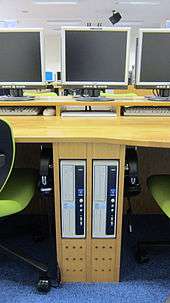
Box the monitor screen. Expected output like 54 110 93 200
61 27 130 88
136 29 170 88
0 29 45 87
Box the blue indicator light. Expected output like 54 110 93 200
78 188 84 196
110 188 116 196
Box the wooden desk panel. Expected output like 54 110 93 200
11 116 169 215
53 142 125 282
2 116 170 148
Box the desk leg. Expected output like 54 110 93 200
52 142 125 283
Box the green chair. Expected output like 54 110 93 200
147 175 170 218
0 119 52 292
135 174 170 263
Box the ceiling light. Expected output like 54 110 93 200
109 10 122 25
119 1 160 4
33 0 78 4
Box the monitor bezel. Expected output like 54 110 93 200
135 28 170 89
61 26 131 88
0 28 45 88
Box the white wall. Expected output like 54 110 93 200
45 33 61 73
129 28 138 70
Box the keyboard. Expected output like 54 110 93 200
0 96 35 101
74 96 114 102
0 106 42 116
123 106 170 116
61 111 116 117
146 96 170 102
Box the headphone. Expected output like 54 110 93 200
124 147 141 197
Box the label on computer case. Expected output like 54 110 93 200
92 160 119 238
60 160 86 238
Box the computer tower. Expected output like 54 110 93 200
92 160 119 238
60 160 86 238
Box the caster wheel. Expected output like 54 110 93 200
135 249 150 264
37 278 51 293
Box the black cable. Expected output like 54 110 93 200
127 196 133 233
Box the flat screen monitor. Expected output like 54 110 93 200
0 28 45 88
61 27 130 89
135 29 170 89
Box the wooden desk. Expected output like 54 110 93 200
4 115 170 148
2 115 170 283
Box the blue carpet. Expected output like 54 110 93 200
0 215 170 303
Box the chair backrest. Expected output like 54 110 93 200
0 119 15 192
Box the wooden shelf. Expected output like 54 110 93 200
0 96 170 117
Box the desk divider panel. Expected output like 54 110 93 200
53 142 125 282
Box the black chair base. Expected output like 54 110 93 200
0 243 51 292
0 146 61 292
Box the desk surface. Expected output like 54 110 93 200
2 115 170 148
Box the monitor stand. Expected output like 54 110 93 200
75 89 114 102
146 89 170 101
0 88 35 101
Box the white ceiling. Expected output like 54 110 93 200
0 0 168 34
